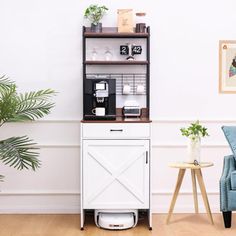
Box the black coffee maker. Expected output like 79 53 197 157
84 79 116 120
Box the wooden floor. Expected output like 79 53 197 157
0 213 235 236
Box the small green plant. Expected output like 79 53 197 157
84 4 108 25
180 120 209 141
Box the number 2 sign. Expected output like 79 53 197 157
120 45 129 55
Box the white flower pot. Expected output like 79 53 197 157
187 138 201 163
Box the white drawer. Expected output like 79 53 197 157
82 123 150 139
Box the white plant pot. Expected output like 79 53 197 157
187 138 201 163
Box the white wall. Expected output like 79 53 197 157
0 0 236 213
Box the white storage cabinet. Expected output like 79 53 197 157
80 122 152 229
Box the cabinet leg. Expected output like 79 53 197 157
191 169 198 213
195 169 214 224
80 209 85 230
148 208 152 230
166 169 186 224
223 211 232 228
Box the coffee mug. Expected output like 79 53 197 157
92 107 105 116
123 84 131 94
136 84 145 94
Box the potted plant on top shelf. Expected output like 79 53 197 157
84 4 108 32
180 120 209 163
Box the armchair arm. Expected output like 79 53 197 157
220 155 236 211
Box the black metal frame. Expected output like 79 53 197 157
82 26 150 120
82 26 86 120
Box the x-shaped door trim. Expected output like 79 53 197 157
86 146 146 205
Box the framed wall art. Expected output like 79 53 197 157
219 40 236 93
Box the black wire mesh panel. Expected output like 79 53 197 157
86 73 146 95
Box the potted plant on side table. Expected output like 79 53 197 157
180 120 209 163
84 4 108 32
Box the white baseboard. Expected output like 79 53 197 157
0 192 221 214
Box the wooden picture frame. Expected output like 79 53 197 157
219 40 236 93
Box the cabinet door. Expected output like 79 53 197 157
82 139 149 209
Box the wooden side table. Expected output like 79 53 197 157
166 162 214 224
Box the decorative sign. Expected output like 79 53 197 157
120 45 129 55
120 45 142 55
132 45 142 55
117 9 134 33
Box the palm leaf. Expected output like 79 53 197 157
0 76 56 178
8 89 56 122
17 89 55 102
0 175 4 181
0 136 40 170
0 85 18 125
0 75 14 91
10 101 55 122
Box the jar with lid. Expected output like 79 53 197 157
135 12 146 33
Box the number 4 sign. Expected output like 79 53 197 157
132 45 142 55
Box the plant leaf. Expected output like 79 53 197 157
180 120 209 138
0 174 4 181
0 136 40 170
0 75 14 91
84 4 108 24
8 89 56 122
0 84 18 124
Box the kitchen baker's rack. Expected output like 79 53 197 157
82 26 150 120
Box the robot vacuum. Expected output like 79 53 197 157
94 209 138 230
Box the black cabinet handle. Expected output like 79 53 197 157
110 129 123 132
146 151 148 164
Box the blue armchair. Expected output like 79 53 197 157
220 155 236 228
220 126 236 228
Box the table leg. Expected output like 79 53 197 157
166 169 186 224
195 169 214 224
191 169 198 213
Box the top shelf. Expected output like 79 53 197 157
83 27 150 38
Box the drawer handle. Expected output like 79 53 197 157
110 129 123 132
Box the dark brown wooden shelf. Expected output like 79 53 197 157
81 118 152 123
81 108 151 123
84 27 149 38
85 60 149 65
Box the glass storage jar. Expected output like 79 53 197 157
135 12 147 33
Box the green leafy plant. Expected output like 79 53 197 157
180 120 209 141
0 75 56 180
84 4 108 25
